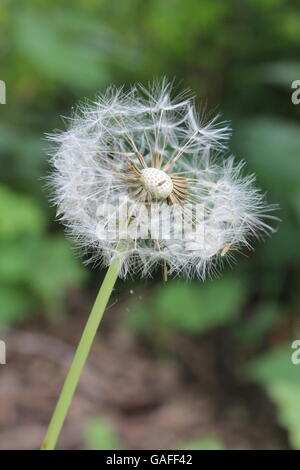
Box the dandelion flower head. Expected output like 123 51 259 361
49 80 276 279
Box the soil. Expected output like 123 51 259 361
0 288 290 450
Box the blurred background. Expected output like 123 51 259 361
0 0 300 450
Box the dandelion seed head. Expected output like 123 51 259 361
140 168 174 200
48 80 277 279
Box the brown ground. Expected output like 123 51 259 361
0 289 290 450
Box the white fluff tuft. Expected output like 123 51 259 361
48 80 277 279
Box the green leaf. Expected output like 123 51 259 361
28 236 86 315
0 185 45 240
177 435 224 450
248 345 300 449
156 276 246 333
13 8 112 89
235 117 300 192
248 345 300 386
85 416 122 450
0 285 34 326
0 240 35 283
234 301 281 348
0 235 85 321
268 382 300 449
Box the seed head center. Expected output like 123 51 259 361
141 167 173 200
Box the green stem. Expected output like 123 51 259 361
41 256 122 450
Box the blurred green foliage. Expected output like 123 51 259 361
233 301 281 349
85 416 122 450
0 184 85 324
1 0 300 449
129 274 246 335
177 436 224 451
85 415 224 450
248 345 300 449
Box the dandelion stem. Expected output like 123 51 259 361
40 255 122 450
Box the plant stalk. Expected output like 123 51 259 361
41 255 122 450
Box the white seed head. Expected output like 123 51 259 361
141 168 173 200
48 80 277 280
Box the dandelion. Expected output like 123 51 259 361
42 80 276 449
